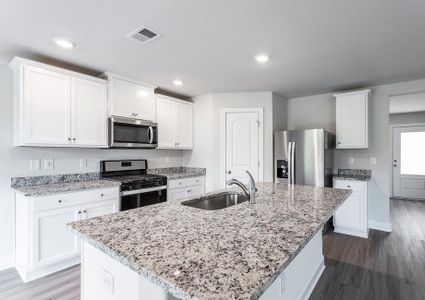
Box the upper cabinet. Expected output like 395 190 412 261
103 73 156 121
10 57 108 148
156 95 193 150
334 89 370 149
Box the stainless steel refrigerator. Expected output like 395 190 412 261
274 129 335 187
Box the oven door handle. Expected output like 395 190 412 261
148 126 154 144
120 185 167 196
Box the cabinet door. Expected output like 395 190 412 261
82 199 118 220
156 97 176 148
336 93 368 149
134 85 155 121
23 66 71 145
174 102 193 149
110 78 135 118
187 185 204 198
71 78 107 147
32 206 81 269
168 188 187 202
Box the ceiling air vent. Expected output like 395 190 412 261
128 26 160 44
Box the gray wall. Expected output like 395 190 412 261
287 78 425 228
389 111 425 125
0 66 185 262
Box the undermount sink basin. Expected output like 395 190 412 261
181 191 248 210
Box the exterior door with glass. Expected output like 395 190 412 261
392 126 425 199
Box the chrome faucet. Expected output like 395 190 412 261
226 170 257 204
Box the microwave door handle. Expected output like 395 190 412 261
148 126 154 143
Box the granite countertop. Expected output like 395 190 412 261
333 168 372 182
13 179 121 197
69 182 351 300
148 167 206 180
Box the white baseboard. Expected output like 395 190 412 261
369 220 392 232
0 254 15 271
334 226 369 238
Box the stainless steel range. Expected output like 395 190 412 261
100 159 167 211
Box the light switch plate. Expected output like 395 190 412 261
348 157 354 164
30 159 41 170
370 157 377 165
44 159 54 170
100 268 114 294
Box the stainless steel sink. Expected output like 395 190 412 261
181 192 248 210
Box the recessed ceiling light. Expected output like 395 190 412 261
54 38 75 49
255 53 270 63
173 79 183 86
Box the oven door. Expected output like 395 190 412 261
110 117 158 148
120 186 167 211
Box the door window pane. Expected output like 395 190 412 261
401 131 425 175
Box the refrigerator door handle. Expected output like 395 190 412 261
291 142 295 184
288 142 293 185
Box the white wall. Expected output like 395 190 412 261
184 92 286 192
287 78 425 230
0 66 184 266
389 111 425 125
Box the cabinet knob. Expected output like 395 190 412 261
68 138 71 141
83 210 87 213
58 200 62 204
100 193 104 197
78 211 82 214
72 138 76 141
338 142 341 144
347 185 351 188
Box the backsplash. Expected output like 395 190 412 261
11 172 100 188
338 169 372 177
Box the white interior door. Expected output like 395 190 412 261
225 110 262 185
393 126 425 199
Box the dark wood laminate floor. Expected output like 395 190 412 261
310 199 425 300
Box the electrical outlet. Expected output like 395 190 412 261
44 159 54 170
370 157 377 165
30 159 41 170
348 157 354 165
79 158 88 168
100 268 114 294
280 273 285 295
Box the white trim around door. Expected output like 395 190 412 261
220 107 264 189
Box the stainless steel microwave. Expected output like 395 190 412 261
109 116 158 148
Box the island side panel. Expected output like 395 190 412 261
259 230 324 300
81 242 176 300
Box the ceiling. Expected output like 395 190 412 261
390 92 425 114
2 0 425 98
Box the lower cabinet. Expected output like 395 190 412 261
167 176 205 201
333 179 368 238
15 187 119 282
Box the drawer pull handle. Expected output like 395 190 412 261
58 200 62 204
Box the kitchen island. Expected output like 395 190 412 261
69 182 350 300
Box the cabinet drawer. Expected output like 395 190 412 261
168 176 204 189
334 180 366 192
31 187 119 212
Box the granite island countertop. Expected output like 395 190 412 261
148 167 206 180
69 182 351 300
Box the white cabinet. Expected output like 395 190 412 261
334 89 370 149
10 57 108 148
15 186 119 282
71 77 107 146
156 95 193 149
333 179 368 238
167 176 204 201
104 73 156 121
